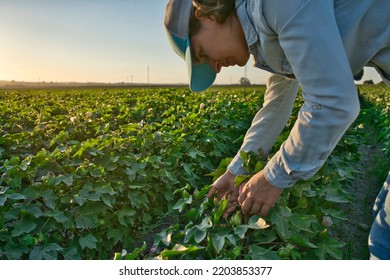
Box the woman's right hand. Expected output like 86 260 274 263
207 170 239 218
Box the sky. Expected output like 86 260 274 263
0 0 382 85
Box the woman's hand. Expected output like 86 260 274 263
207 170 239 218
238 170 283 216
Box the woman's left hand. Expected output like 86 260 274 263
238 170 283 216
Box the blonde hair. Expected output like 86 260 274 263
189 0 235 36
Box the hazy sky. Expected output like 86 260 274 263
0 0 382 85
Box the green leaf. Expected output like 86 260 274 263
197 216 213 230
325 193 350 203
288 232 318 248
248 245 281 260
0 195 7 206
125 242 146 260
45 210 69 223
172 196 193 213
254 161 265 172
29 243 63 260
235 225 248 239
79 234 98 250
128 191 149 209
288 213 317 233
160 244 203 259
194 229 207 244
234 175 248 186
118 207 136 226
108 228 123 246
183 226 196 244
63 246 82 260
182 163 200 178
75 202 108 229
320 208 348 221
210 234 225 254
271 212 292 240
154 229 173 247
11 218 37 237
315 237 346 260
213 199 228 224
7 193 26 200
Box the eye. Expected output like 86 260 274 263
193 47 206 64
199 50 206 61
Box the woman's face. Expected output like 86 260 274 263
190 13 249 73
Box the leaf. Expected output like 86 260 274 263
213 199 228 224
188 149 206 159
0 195 7 206
63 246 82 260
288 232 318 248
11 218 37 237
320 208 348 221
118 207 136 226
45 210 69 223
194 229 207 244
7 193 26 200
288 213 317 233
248 245 281 260
210 234 225 254
128 191 149 209
108 228 123 246
172 196 193 213
75 202 108 229
315 237 346 260
160 244 203 259
182 163 199 178
248 216 270 229
29 243 63 260
325 193 350 203
197 216 213 230
125 242 146 260
235 225 248 239
79 234 98 250
271 212 292 240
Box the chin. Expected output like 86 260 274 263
237 54 250 66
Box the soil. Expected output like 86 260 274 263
333 127 387 259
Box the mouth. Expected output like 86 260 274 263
226 58 234 66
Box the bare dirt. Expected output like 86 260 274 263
334 127 387 259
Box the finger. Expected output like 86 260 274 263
223 201 238 218
251 203 261 215
238 183 248 205
207 184 218 199
260 204 271 216
241 197 253 216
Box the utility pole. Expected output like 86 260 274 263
147 65 150 84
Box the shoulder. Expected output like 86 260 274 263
253 0 306 33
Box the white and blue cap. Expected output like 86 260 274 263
164 0 216 92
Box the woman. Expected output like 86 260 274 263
164 0 390 259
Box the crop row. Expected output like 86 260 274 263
0 85 389 259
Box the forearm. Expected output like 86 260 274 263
228 74 299 175
264 95 360 188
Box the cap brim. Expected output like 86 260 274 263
165 29 216 92
185 41 216 92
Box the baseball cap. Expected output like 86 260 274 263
164 0 216 92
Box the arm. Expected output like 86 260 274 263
238 0 360 216
208 74 298 218
228 74 299 175
263 0 360 188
